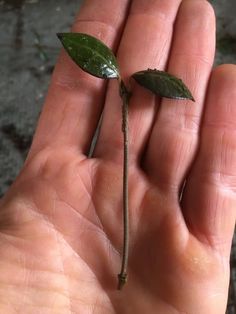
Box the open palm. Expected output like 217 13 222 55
0 1 236 313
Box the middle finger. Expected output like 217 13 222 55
94 0 182 164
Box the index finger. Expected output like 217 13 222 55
28 0 130 158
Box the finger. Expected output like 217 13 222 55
182 65 236 257
145 0 215 191
28 0 130 158
94 0 182 163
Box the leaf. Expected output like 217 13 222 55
132 69 195 101
57 33 120 79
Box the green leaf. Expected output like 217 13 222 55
57 33 120 79
132 69 195 101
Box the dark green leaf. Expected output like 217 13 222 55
57 33 120 79
132 69 194 101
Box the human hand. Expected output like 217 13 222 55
0 0 235 313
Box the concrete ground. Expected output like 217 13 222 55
0 0 82 195
0 0 235 312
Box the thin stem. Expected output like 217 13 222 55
88 109 104 157
118 79 131 290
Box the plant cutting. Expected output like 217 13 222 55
57 32 194 290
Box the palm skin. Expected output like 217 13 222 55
0 147 228 313
0 0 235 313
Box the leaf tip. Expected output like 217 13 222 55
185 90 195 102
190 95 195 102
56 33 64 41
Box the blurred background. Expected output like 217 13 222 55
0 0 235 312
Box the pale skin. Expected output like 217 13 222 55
0 0 236 313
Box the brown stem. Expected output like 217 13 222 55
117 79 131 290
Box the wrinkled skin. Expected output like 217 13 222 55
0 1 236 313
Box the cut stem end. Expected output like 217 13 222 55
117 273 128 290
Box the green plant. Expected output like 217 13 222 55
57 32 194 290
